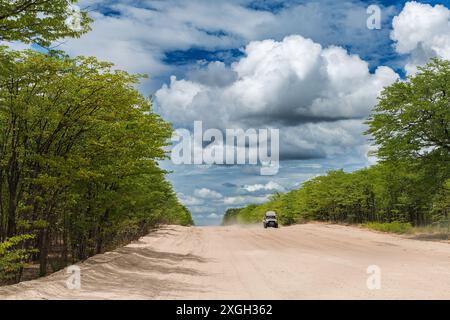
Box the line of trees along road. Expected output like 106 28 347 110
0 1 192 283
224 59 449 228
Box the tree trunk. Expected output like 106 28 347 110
39 229 49 277
62 224 68 266
96 208 110 254
6 142 19 238
6 187 17 237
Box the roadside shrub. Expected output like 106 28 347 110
362 222 413 234
0 235 36 282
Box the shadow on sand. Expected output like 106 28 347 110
0 240 210 299
408 233 449 242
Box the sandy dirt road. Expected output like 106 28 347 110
0 223 449 300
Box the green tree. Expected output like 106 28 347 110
0 0 193 284
0 47 192 279
0 234 35 282
367 58 450 161
0 0 91 46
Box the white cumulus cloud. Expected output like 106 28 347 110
194 188 223 199
223 195 270 206
177 193 204 206
156 35 398 160
243 181 285 193
207 213 220 219
391 1 450 74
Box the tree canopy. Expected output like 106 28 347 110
367 58 450 160
0 48 192 281
0 0 91 46
0 0 193 284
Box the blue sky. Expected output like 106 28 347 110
51 0 450 225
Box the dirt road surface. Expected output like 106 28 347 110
1 224 449 300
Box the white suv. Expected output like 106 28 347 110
263 211 279 228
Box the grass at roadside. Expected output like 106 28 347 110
362 221 413 234
362 221 450 240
